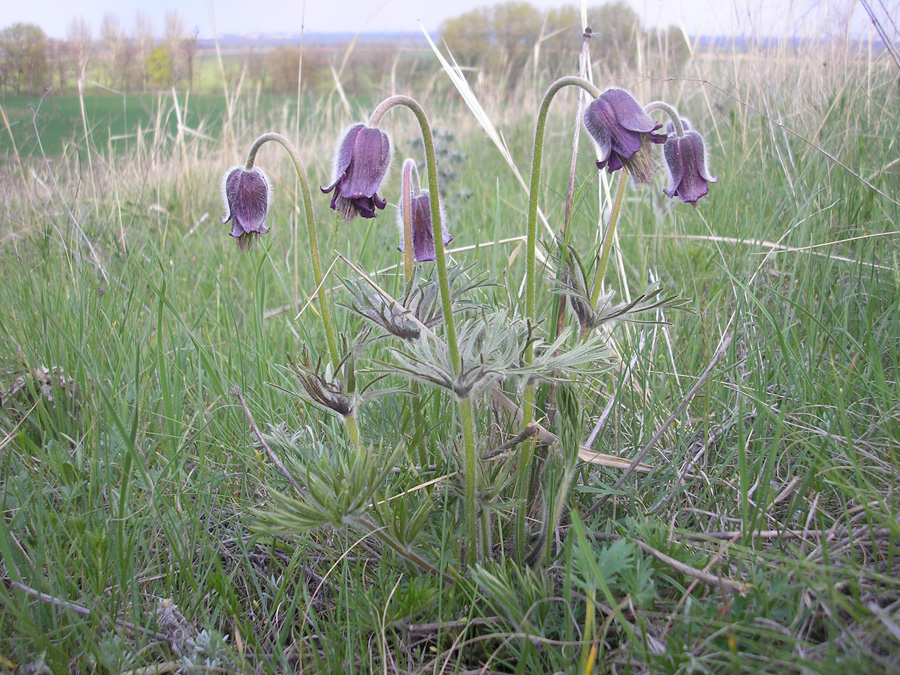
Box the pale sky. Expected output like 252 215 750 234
0 0 891 40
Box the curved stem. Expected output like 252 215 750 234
644 101 684 137
522 76 600 425
369 96 460 375
369 95 480 565
245 133 340 369
590 169 628 307
516 76 600 562
245 134 365 453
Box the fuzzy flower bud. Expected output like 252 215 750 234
397 158 451 262
221 166 271 251
663 131 718 204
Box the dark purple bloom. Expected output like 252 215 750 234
583 88 666 184
221 166 271 251
398 190 451 262
321 123 391 221
663 131 718 204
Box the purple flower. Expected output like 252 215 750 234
221 166 271 251
663 131 718 204
321 123 391 221
398 189 452 263
583 88 666 184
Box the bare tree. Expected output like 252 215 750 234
133 11 155 91
164 9 185 84
66 17 92 79
100 11 124 88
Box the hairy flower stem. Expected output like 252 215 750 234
245 133 340 367
400 159 416 282
244 133 360 450
518 76 600 562
589 169 628 308
401 160 428 467
644 101 685 137
368 96 480 565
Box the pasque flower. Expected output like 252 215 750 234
663 130 718 204
221 166 271 251
398 159 451 262
583 88 666 183
321 123 391 221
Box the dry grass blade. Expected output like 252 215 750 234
419 23 554 239
629 538 750 595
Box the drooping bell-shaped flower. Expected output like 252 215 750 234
663 130 718 204
221 166 271 251
398 192 452 262
321 123 391 221
583 88 666 184
397 158 451 262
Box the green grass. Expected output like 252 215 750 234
1 33 899 674
0 92 237 158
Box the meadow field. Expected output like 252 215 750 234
1 27 899 675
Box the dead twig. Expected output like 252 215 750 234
628 538 750 595
8 580 169 643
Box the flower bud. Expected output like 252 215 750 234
663 131 718 204
221 166 271 251
397 159 451 263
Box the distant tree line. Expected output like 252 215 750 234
439 1 689 83
0 10 197 96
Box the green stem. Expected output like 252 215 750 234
517 76 600 562
343 411 362 449
245 133 340 369
644 100 685 137
400 158 416 283
589 169 628 307
368 97 459 375
400 159 428 466
458 395 480 563
368 96 478 565
245 134 362 452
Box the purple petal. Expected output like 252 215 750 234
685 131 718 183
663 132 716 203
583 99 613 160
398 191 452 262
410 195 436 261
663 138 685 198
601 88 658 133
222 167 270 235
341 127 391 200
332 124 364 181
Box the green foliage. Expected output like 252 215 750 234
440 1 644 84
146 45 173 88
0 23 49 95
1 23 899 675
